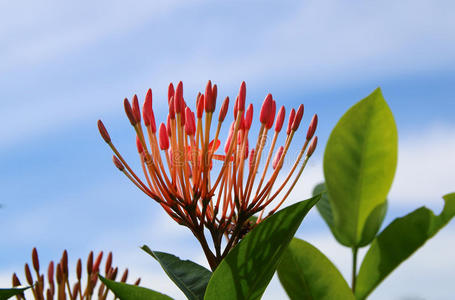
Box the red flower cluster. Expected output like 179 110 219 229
98 81 317 269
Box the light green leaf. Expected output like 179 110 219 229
323 88 397 247
141 246 212 300
277 238 355 300
355 193 455 300
99 276 173 300
204 195 320 300
0 287 30 300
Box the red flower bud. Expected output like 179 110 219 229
291 104 304 131
61 250 68 276
92 251 103 273
136 136 144 153
124 98 137 126
132 94 141 123
184 107 196 135
47 261 54 285
169 96 175 119
244 138 249 160
112 155 124 171
174 81 184 114
12 273 21 287
245 103 253 130
306 114 318 140
212 84 218 104
32 248 40 273
105 252 113 275
307 136 318 157
287 108 295 135
197 94 204 118
143 89 153 126
275 106 285 132
76 259 82 280
273 146 284 170
159 123 170 150
234 96 239 118
238 81 246 112
97 120 111 143
260 94 273 124
266 100 276 129
120 269 128 283
204 80 214 113
168 83 174 103
149 110 156 133
218 96 229 122
24 263 33 285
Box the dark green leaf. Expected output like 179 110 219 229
0 286 30 300
323 88 397 247
99 275 173 300
355 193 455 300
277 238 354 300
204 195 320 300
141 246 212 300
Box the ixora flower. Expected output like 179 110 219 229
98 81 318 270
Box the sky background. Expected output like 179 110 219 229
1 0 455 299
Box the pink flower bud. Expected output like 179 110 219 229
174 81 184 114
260 94 273 124
97 120 111 143
143 89 153 126
132 94 141 124
136 136 144 153
169 96 175 119
275 106 285 132
197 94 205 118
124 98 137 125
168 83 174 103
287 108 295 135
291 104 304 131
238 81 246 112
218 96 229 122
306 114 318 140
273 146 284 170
307 136 318 157
205 80 215 112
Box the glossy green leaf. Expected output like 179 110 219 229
99 276 173 300
204 195 320 300
277 238 354 300
355 193 455 300
358 200 387 247
323 88 397 247
141 246 212 300
0 287 30 300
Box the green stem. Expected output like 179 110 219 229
352 247 358 293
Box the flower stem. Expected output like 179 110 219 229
352 247 358 293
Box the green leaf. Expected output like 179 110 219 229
323 88 397 247
277 238 354 300
313 183 351 246
358 200 387 247
0 287 30 300
99 276 173 300
355 193 455 300
141 246 212 300
204 195 320 300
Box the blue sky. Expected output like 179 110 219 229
1 1 455 299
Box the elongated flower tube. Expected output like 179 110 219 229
97 81 318 270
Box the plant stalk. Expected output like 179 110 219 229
352 247 358 293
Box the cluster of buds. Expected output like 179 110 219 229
11 248 139 300
98 81 318 270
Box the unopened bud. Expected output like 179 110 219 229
218 96 229 122
168 83 174 103
287 108 296 135
306 114 318 140
24 263 33 285
159 123 170 150
266 100 276 129
112 156 124 171
124 98 137 126
204 80 214 112
169 97 175 119
61 250 68 277
120 269 128 283
184 107 196 135
238 81 246 112
87 251 94 275
273 146 284 170
76 259 82 280
12 273 21 287
275 106 285 132
245 103 253 130
32 248 40 273
260 94 273 124
174 81 184 114
93 251 103 273
197 94 204 118
134 278 141 286
307 136 318 157
97 120 111 143
291 104 304 131
105 252 113 275
47 261 54 285
132 94 141 123
136 136 144 154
